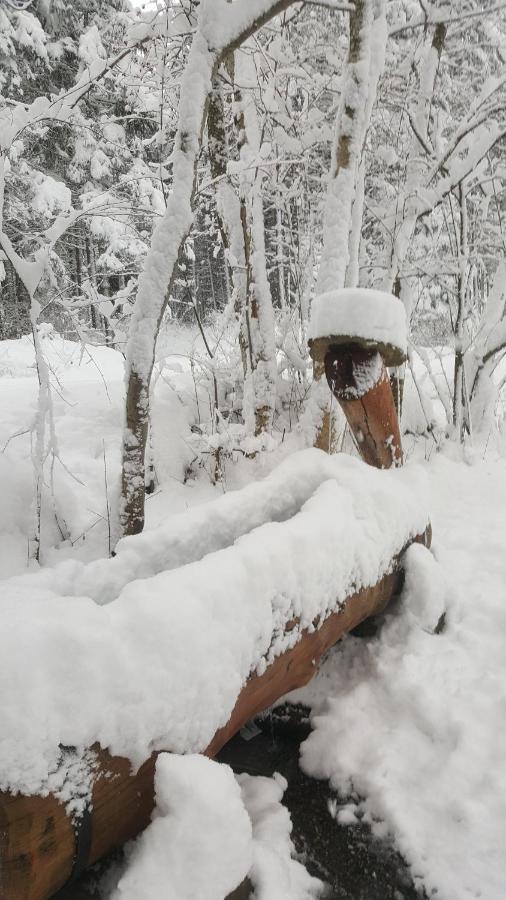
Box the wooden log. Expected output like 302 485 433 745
0 554 425 900
324 344 403 469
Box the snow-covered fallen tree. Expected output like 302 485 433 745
0 447 429 899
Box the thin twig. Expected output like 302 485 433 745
103 440 112 557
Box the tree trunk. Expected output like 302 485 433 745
383 6 449 294
389 274 405 417
0 260 30 338
207 55 249 376
235 48 277 436
85 232 99 332
120 30 217 537
312 0 387 450
453 183 469 440
119 0 311 536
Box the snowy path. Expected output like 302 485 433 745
299 452 506 900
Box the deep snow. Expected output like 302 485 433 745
1 333 506 899
0 327 207 578
294 451 506 900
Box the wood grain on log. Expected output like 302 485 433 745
0 563 412 900
324 345 403 468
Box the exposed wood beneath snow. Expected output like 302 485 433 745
324 345 404 469
0 541 430 900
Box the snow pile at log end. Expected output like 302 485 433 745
238 771 322 898
308 288 407 367
112 755 321 900
113 754 252 900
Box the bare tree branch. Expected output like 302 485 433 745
389 1 506 37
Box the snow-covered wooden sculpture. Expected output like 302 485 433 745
309 288 407 469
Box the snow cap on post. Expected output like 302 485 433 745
308 288 407 368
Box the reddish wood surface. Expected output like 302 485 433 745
0 562 414 900
325 345 403 468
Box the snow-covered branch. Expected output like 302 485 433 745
389 0 506 37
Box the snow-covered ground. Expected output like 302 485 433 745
296 450 506 900
1 332 506 899
0 327 211 577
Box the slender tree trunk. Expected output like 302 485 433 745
312 0 387 451
276 169 286 311
85 232 99 331
317 0 383 294
119 0 306 537
235 48 277 436
3 260 17 337
389 274 405 416
207 56 249 375
453 183 468 440
121 31 217 536
467 263 506 436
1 260 30 338
344 158 365 289
383 6 449 294
74 221 84 298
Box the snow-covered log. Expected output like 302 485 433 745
0 449 429 900
0 547 429 900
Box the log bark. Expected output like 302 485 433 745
0 551 431 900
324 344 403 468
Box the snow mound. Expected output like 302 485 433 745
112 758 321 900
113 754 252 900
7 447 419 606
0 331 203 575
308 288 407 366
239 772 322 899
0 332 123 382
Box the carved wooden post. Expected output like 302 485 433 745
308 289 407 469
